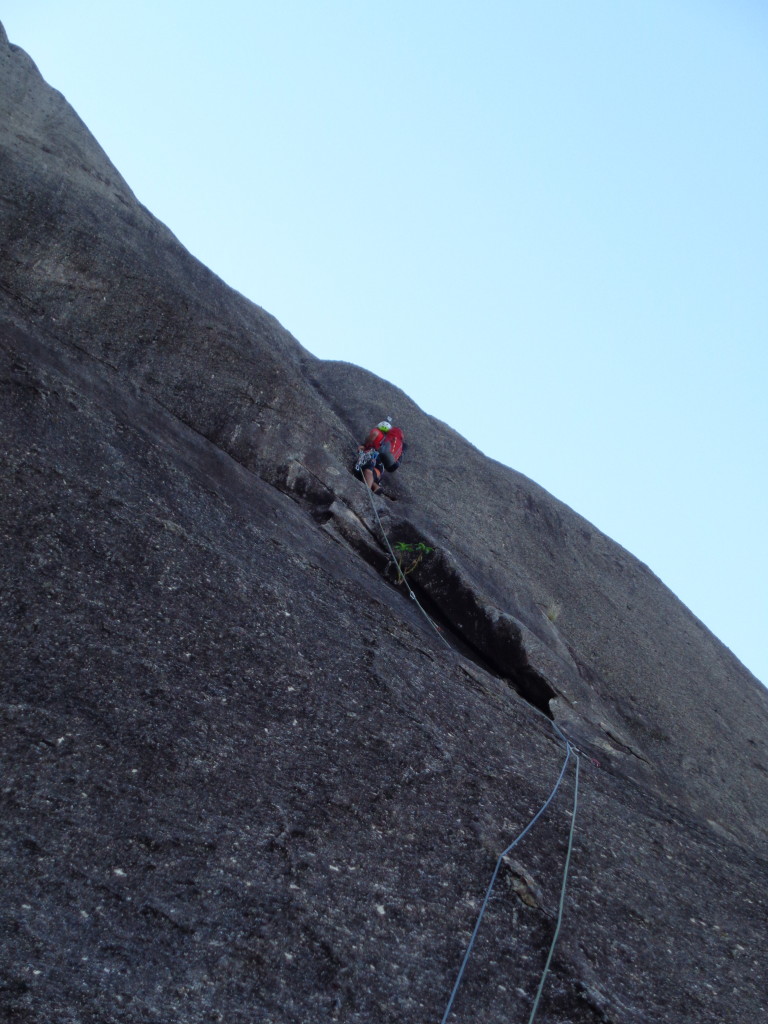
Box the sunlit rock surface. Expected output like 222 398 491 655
2 22 767 1024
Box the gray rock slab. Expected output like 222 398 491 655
2 20 767 1024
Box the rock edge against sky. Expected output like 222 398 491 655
1 22 767 1024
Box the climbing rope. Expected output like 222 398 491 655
348 436 583 1020
362 477 453 652
439 743 579 1024
527 751 580 1024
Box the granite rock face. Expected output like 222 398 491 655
1 22 767 1024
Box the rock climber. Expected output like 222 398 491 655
354 416 406 495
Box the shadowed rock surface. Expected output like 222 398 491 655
1 22 767 1024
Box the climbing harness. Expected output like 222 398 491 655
355 448 379 474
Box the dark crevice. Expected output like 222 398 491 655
406 570 555 717
299 482 557 719
310 506 334 527
388 574 555 718
382 522 558 716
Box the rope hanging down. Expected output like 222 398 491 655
363 479 453 652
352 443 583 1022
439 743 580 1024
527 752 580 1024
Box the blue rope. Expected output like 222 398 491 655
527 751 580 1023
439 742 574 1024
353 442 583 1022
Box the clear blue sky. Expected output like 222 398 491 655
4 2 766 685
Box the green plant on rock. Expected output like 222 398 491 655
543 600 562 623
391 541 434 583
